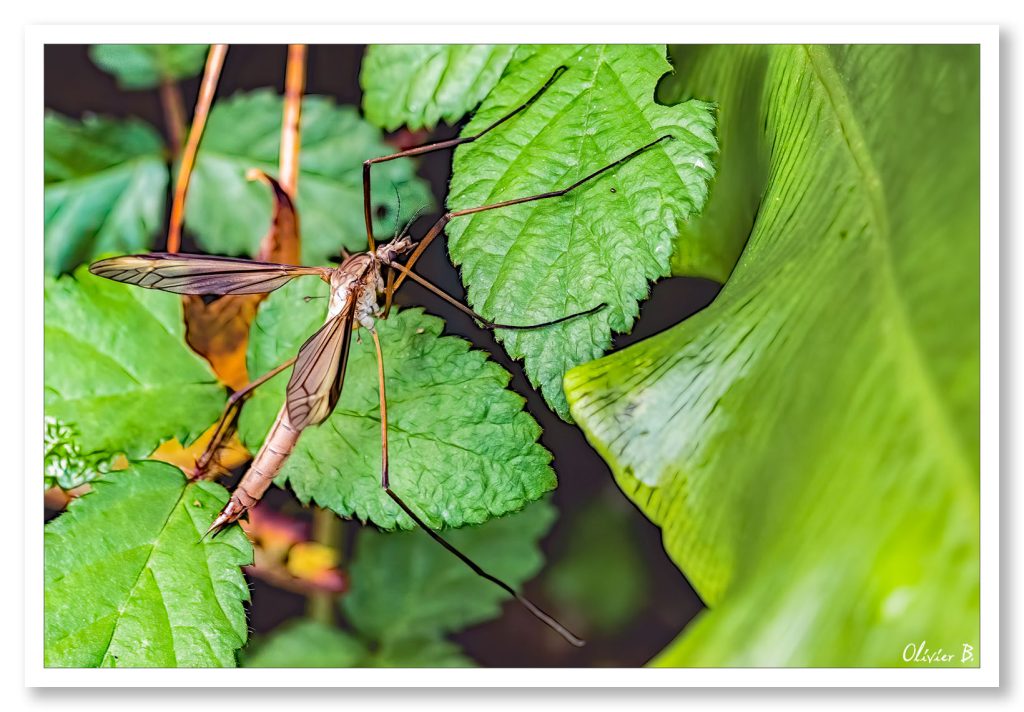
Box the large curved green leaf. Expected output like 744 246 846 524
44 266 224 461
239 279 555 529
446 44 716 419
186 90 432 264
44 462 252 667
89 44 209 90
44 113 167 275
361 44 516 131
565 45 979 666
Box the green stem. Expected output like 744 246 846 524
306 506 342 625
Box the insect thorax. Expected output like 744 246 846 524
330 252 382 329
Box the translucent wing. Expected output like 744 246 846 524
286 308 355 429
89 253 326 295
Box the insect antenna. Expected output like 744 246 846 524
397 205 430 241
389 182 403 238
383 487 586 648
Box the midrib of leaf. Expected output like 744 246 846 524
462 47 605 317
802 45 976 499
184 500 239 642
98 484 185 666
453 44 708 375
539 49 601 319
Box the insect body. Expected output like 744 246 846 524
218 237 416 530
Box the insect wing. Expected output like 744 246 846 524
89 253 325 295
286 311 354 429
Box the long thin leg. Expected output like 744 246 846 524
368 327 584 647
371 329 389 489
195 357 297 475
388 134 675 299
385 259 604 330
382 263 397 317
363 66 568 252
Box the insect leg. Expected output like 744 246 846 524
368 327 584 647
362 65 568 252
385 259 605 331
388 133 675 300
371 329 389 489
194 357 297 477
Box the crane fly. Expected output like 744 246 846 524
89 64 674 648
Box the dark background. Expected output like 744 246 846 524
44 44 719 667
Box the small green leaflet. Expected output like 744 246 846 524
44 113 167 275
343 499 556 642
361 45 517 131
89 44 210 90
240 280 555 529
242 620 366 668
44 462 252 667
543 493 647 635
185 90 433 264
446 45 717 419
44 265 224 463
368 637 473 668
242 621 473 668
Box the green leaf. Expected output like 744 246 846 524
361 44 517 131
446 45 717 419
543 493 647 635
342 499 556 643
564 45 980 666
44 462 252 667
242 620 367 668
186 90 433 264
44 113 168 275
242 619 473 668
44 265 224 461
368 637 474 668
240 279 555 529
89 44 210 90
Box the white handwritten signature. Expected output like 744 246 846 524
902 640 974 664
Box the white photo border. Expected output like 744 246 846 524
24 24 1000 688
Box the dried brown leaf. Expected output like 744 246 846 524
183 170 301 390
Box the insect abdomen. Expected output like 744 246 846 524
213 404 300 528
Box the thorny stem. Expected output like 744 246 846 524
307 507 343 625
166 44 228 254
158 78 187 154
279 45 307 197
